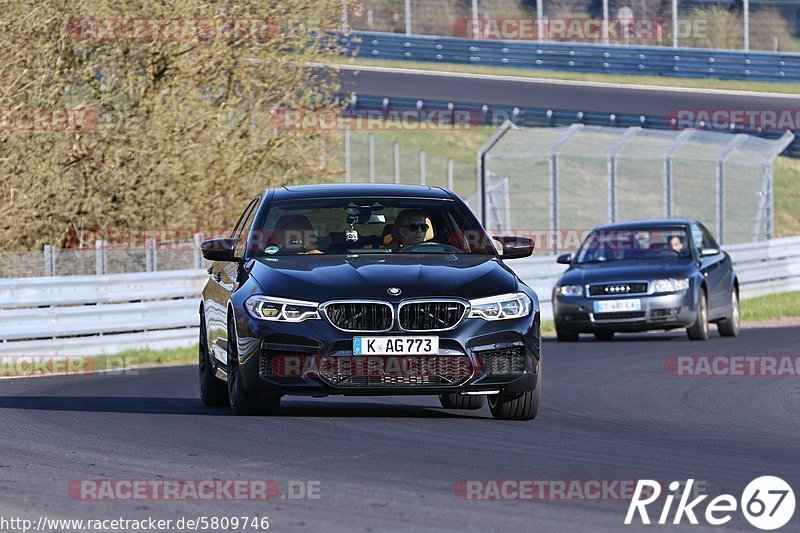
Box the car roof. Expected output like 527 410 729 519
268 183 452 201
591 218 696 231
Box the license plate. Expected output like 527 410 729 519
594 299 641 313
353 336 439 355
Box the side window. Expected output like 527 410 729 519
232 198 260 256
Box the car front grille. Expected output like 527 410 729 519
477 347 526 375
593 311 646 321
398 300 467 331
588 282 648 297
320 355 473 387
322 301 393 331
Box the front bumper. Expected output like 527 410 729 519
553 290 696 333
232 310 541 397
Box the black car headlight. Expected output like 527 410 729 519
469 292 532 321
245 295 320 322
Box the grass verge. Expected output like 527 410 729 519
336 57 800 95
740 291 800 322
93 346 197 372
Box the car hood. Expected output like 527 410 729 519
249 254 518 301
558 259 694 286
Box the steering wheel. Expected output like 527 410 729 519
398 242 463 254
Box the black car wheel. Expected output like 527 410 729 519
199 309 228 407
687 291 709 341
227 317 281 416
594 331 615 341
488 365 542 421
717 290 740 337
439 393 485 410
555 325 579 342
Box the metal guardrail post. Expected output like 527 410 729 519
368 133 375 183
548 124 583 253
95 240 107 276
419 150 426 185
344 128 351 183
664 129 693 218
394 142 401 184
477 120 515 227
672 0 678 48
194 233 204 269
607 127 640 224
767 163 774 240
404 0 411 35
536 0 544 43
44 245 55 277
145 237 158 272
717 135 748 245
447 158 454 191
744 0 750 52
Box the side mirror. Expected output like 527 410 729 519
201 237 240 262
700 247 720 257
557 253 572 265
493 236 534 259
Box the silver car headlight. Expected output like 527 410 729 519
555 285 584 297
245 295 320 322
651 278 690 293
469 292 532 321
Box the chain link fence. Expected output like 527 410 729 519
480 124 794 250
0 238 210 279
345 0 800 51
343 129 479 206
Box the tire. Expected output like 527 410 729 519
687 290 709 341
717 289 740 337
555 324 579 342
199 310 228 407
439 393 485 410
594 331 615 341
227 318 281 416
488 365 542 421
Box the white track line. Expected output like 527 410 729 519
322 62 800 100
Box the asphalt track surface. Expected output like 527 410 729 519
335 66 800 116
1 326 798 532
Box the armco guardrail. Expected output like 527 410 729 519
1 236 798 356
342 93 800 159
340 31 800 83
0 269 206 356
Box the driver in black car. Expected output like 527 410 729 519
389 209 431 250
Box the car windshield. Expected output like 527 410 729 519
574 227 692 263
248 198 496 256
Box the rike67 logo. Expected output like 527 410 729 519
626 477 795 530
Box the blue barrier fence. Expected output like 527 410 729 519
339 31 800 83
339 92 800 158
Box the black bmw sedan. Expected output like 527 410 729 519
199 184 541 420
552 219 740 342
